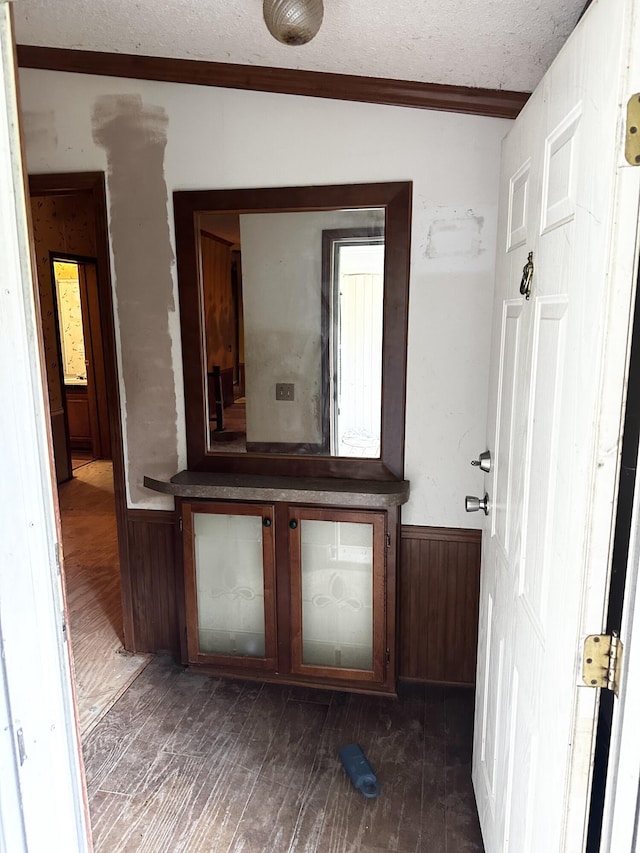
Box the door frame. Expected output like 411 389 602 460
51 252 108 459
29 171 135 651
587 254 640 852
0 6 89 846
48 251 75 482
320 226 385 456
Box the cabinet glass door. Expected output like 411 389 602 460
289 507 385 683
183 503 276 669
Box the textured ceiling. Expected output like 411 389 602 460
12 0 586 93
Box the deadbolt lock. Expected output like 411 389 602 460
471 450 492 473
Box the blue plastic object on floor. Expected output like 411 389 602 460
339 743 380 798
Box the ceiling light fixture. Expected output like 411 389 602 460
263 0 324 46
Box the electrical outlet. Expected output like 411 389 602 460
275 382 295 401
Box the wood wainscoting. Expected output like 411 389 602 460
399 525 481 686
126 509 180 657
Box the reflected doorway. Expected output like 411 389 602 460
323 232 384 457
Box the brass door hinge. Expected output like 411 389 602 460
625 94 640 165
582 633 623 696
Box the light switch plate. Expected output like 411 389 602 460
275 383 295 401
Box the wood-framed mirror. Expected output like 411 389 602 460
173 181 411 480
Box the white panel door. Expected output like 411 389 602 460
473 0 640 850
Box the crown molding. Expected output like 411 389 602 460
16 45 528 119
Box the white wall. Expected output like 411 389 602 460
19 68 510 527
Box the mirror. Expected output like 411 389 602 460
174 182 411 480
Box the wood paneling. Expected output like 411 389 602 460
126 508 179 656
30 192 96 414
17 44 529 119
200 231 235 376
399 525 481 685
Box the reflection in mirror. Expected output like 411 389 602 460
174 181 411 479
197 208 385 458
324 227 384 457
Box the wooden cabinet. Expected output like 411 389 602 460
288 506 387 687
182 502 278 671
65 384 92 450
179 497 397 695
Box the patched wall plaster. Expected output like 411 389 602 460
92 94 178 504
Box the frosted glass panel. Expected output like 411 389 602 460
300 519 373 670
194 513 265 657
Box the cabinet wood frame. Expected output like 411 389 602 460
288 506 387 685
181 500 278 671
179 498 398 695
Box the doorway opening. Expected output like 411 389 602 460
323 231 384 457
52 255 110 471
29 173 146 739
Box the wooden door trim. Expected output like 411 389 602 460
74 260 101 456
47 255 74 482
16 44 529 119
82 260 111 457
29 172 135 651
50 252 107 458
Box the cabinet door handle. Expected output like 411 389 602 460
263 517 272 527
289 519 298 529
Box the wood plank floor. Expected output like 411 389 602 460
83 657 484 852
59 460 150 737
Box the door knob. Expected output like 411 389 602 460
471 450 492 473
465 493 490 515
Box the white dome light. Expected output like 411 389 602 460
263 0 324 46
